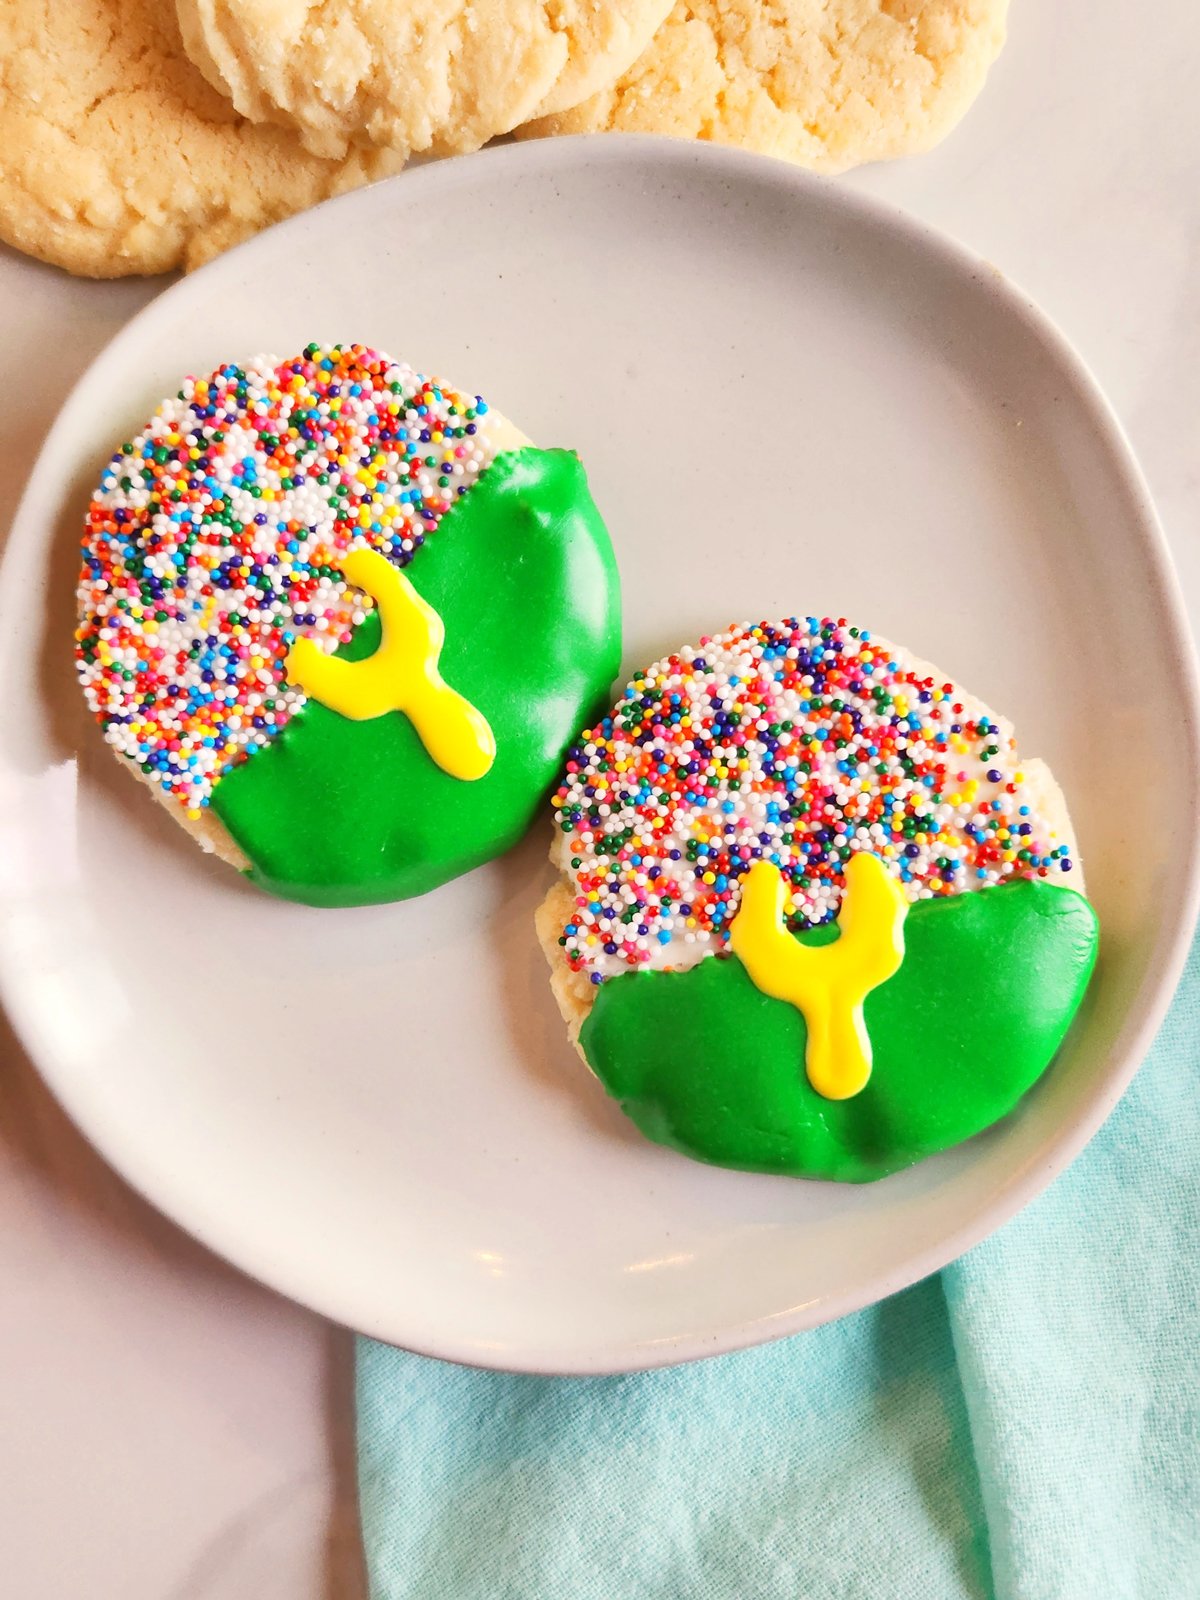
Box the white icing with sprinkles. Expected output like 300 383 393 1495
75 344 505 817
550 617 1075 983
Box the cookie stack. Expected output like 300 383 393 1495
0 0 1007 277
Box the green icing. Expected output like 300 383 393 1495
212 447 621 906
579 879 1099 1183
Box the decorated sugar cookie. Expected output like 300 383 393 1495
76 343 621 906
536 617 1098 1182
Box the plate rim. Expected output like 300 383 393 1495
3 135 1198 1374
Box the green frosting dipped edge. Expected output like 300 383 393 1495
578 878 1099 1183
212 447 621 906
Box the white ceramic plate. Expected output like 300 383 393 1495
1 138 1197 1374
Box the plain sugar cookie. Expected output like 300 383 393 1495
521 0 1008 172
0 0 407 277
76 344 621 905
174 0 675 161
537 615 1097 1182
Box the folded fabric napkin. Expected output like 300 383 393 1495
357 935 1200 1600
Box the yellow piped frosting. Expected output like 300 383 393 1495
730 854 907 1099
285 546 495 782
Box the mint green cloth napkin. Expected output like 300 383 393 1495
357 935 1200 1600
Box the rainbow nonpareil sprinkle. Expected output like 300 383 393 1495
75 343 502 817
551 618 1075 982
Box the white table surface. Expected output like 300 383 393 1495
2 5 1197 1594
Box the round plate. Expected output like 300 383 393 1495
2 138 1197 1374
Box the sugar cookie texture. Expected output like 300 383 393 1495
0 0 406 276
174 0 675 161
521 0 1009 171
539 616 1080 1036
